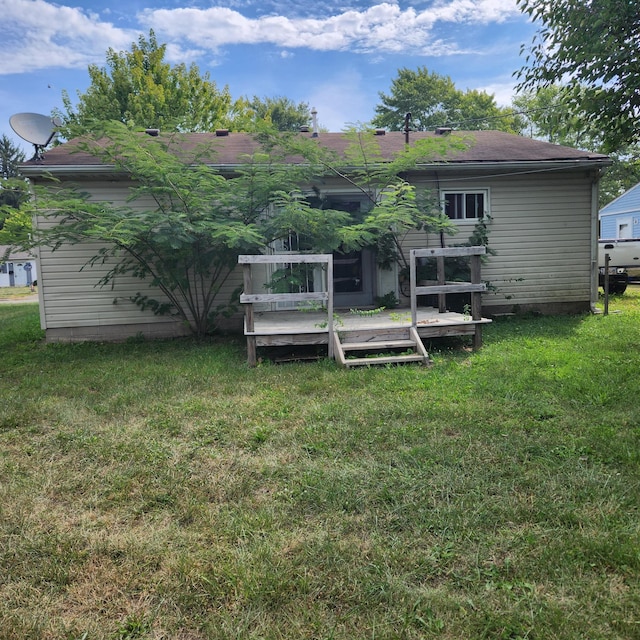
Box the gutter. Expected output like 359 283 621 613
413 159 612 173
590 169 603 313
21 158 611 179
21 164 122 178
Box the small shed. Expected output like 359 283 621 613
0 246 37 288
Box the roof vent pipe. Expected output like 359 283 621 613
404 112 411 144
311 107 318 138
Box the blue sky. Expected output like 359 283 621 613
2 0 538 153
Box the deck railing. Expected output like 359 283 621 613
409 247 487 348
238 254 334 364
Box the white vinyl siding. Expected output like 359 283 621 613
404 170 595 311
35 180 243 339
34 167 598 340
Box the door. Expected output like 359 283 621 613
14 263 27 287
318 197 376 308
333 248 375 308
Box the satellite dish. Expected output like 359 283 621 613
9 113 61 161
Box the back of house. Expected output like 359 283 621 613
21 128 610 342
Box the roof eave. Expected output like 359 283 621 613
414 158 612 171
21 164 120 178
21 157 611 179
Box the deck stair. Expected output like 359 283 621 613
333 326 431 368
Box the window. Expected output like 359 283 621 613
442 190 487 221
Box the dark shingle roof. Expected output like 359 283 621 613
23 130 609 171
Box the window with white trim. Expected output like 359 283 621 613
442 190 488 221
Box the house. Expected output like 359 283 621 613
21 129 610 343
0 246 37 289
599 182 640 239
598 182 640 282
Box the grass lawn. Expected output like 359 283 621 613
0 294 638 639
0 287 37 300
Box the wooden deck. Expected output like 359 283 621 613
245 307 491 346
246 307 491 367
239 249 492 366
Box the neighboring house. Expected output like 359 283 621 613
0 246 37 288
599 182 640 239
598 183 640 282
21 129 609 342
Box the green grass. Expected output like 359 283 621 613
0 292 639 639
0 286 37 300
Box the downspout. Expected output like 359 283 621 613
28 177 48 331
590 169 601 313
434 171 445 248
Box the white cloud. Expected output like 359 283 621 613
141 1 522 56
1 0 136 74
0 0 525 75
429 0 520 24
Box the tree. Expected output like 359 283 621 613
512 85 601 147
599 151 640 205
373 67 522 133
245 96 311 132
59 31 236 137
0 135 29 244
516 0 640 152
0 135 25 180
0 206 32 250
27 122 465 337
512 86 640 207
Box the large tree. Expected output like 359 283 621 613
373 67 522 133
512 85 601 147
516 0 640 152
59 31 236 137
513 85 640 206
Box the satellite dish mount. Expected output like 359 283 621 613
9 113 61 161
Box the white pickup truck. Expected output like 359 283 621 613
598 239 640 293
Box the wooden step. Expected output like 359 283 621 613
337 327 412 342
340 339 416 351
344 353 427 367
333 327 431 368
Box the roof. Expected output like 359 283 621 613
600 182 640 216
0 245 35 261
21 129 610 176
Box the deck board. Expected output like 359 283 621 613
246 307 491 344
